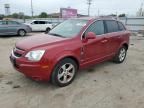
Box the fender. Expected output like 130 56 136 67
54 50 80 65
49 50 80 72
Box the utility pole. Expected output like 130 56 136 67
87 0 92 16
31 0 34 18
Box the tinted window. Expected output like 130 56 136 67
39 21 46 24
33 21 46 24
118 22 125 31
86 20 104 36
105 20 119 33
33 21 39 24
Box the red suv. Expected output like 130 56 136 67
10 17 130 87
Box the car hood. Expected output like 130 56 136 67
16 33 67 50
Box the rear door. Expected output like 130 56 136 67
31 21 46 31
104 20 121 55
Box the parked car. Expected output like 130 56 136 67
25 20 53 33
0 20 31 36
10 17 130 87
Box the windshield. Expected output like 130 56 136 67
49 19 88 38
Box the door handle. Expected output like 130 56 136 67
101 39 108 43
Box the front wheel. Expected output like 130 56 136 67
51 58 78 87
113 46 127 63
45 28 51 34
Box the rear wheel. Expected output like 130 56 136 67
113 46 127 63
18 29 26 36
45 28 51 33
51 58 78 87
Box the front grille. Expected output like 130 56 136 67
14 52 22 57
13 47 25 58
10 56 19 68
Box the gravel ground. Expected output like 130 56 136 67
0 33 144 108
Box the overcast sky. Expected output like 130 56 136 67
0 0 143 16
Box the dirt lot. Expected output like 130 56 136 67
0 33 144 108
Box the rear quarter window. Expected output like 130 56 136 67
118 22 126 31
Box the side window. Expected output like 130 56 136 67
33 21 39 24
85 20 104 36
105 20 119 33
8 21 19 25
118 22 126 31
39 21 46 24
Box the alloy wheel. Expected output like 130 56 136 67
57 63 75 84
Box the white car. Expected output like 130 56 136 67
25 20 53 33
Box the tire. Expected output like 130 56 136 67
113 46 127 63
18 29 26 36
51 58 78 87
45 28 51 34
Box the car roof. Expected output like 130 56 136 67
71 16 119 21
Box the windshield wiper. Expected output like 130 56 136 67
48 33 65 38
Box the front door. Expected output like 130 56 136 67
31 21 46 31
81 20 109 65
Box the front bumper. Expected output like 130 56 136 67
10 54 52 81
25 27 32 33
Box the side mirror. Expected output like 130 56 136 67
86 32 96 40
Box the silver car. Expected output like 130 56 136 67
0 20 32 36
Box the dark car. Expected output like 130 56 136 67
10 17 130 87
0 20 32 36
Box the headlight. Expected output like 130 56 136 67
25 50 45 61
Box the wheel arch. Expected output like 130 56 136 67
122 43 129 50
46 27 51 31
55 55 80 70
17 29 26 34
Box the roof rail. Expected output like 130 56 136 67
99 16 118 20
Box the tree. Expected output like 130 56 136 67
39 12 48 18
11 13 19 18
118 14 126 17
